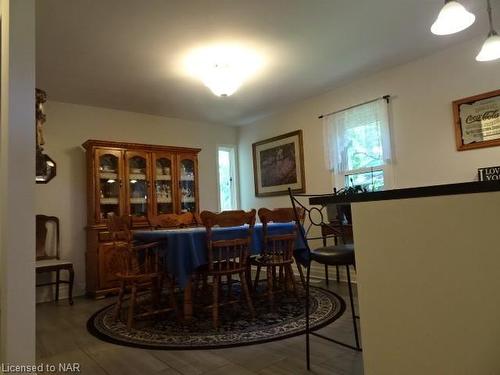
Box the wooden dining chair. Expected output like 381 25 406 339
107 215 176 330
36 215 74 305
199 209 256 329
148 212 201 229
251 208 300 311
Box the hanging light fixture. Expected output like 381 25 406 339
431 0 476 35
476 0 500 61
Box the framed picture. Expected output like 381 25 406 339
252 130 305 197
453 89 500 151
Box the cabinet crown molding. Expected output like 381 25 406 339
82 139 201 154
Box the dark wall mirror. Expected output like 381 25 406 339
36 150 56 184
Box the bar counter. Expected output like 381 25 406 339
310 181 500 375
310 180 500 205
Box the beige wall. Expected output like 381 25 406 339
352 191 500 375
238 36 500 210
35 101 238 300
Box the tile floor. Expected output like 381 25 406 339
36 279 363 375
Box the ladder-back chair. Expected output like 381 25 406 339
199 209 256 329
36 215 74 305
107 215 176 330
252 208 301 311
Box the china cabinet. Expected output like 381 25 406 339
83 139 200 297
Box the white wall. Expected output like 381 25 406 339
35 102 238 301
238 36 500 210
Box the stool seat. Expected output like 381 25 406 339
310 244 355 266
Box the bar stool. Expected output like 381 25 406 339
288 188 361 371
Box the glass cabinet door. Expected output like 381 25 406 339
153 154 175 215
178 156 197 213
97 150 122 221
125 152 150 220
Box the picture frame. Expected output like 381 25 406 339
453 89 500 151
252 130 305 197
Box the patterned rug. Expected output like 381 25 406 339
87 285 345 350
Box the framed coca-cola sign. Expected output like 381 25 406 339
453 89 500 151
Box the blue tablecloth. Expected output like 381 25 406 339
134 223 306 287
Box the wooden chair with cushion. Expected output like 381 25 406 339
107 215 176 330
36 215 74 305
199 210 256 329
148 212 201 229
251 208 301 311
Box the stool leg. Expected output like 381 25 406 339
212 275 220 329
286 263 300 302
114 279 126 321
227 274 232 302
254 265 261 291
346 265 361 351
127 284 137 331
240 271 255 319
266 265 275 312
68 266 74 305
55 269 60 302
296 262 306 288
324 265 329 286
279 266 284 288
306 263 311 370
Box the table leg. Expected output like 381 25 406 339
184 279 193 321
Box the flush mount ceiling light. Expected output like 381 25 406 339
431 0 476 35
184 43 264 97
476 0 500 61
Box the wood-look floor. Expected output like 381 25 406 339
36 279 363 375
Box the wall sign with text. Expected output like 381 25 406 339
453 89 500 151
478 166 500 181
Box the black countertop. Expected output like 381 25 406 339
309 180 500 205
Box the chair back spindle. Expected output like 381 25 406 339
258 208 302 264
200 210 256 274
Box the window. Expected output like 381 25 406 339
323 98 392 191
217 146 238 210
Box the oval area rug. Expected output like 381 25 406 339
87 286 345 350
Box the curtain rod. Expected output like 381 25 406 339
318 95 391 119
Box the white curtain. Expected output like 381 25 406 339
323 98 391 173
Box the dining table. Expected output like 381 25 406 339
133 222 306 319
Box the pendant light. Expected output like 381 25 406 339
476 0 500 62
431 0 476 35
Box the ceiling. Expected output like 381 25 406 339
36 0 488 126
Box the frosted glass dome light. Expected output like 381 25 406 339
201 64 243 97
476 32 500 61
183 43 264 97
476 0 500 62
431 1 476 35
